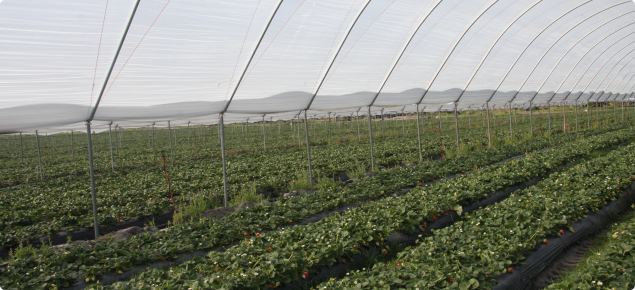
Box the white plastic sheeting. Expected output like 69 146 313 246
1 0 635 133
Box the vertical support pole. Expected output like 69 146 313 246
454 102 460 153
547 102 551 136
508 102 513 140
328 112 332 144
401 110 405 136
613 100 617 122
381 109 385 138
168 121 174 164
367 106 375 171
438 110 444 159
303 110 314 188
356 111 361 141
109 123 115 171
262 115 266 152
416 104 422 162
530 104 535 136
71 130 74 159
622 99 625 121
35 130 44 180
152 123 155 148
575 100 579 132
188 121 191 146
298 115 302 148
562 100 567 133
587 102 591 128
220 114 228 207
85 122 100 239
595 102 599 126
486 102 492 148
19 132 23 165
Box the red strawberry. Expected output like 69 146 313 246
303 272 309 278
544 239 549 244
462 171 465 173
433 180 436 182
245 232 250 236
268 247 272 250
419 182 423 186
433 216 438 221
256 233 260 237
382 249 388 254
397 263 401 266
509 269 514 273
449 278 453 283
559 230 564 235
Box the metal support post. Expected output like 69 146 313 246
85 122 100 239
152 123 155 148
381 109 385 138
401 110 405 136
367 106 375 171
438 110 444 159
486 102 492 147
416 104 422 162
328 112 332 143
587 102 591 128
298 115 302 148
188 121 191 146
529 102 534 137
575 100 579 132
35 130 44 180
220 114 228 207
168 121 174 163
71 130 74 159
303 110 314 187
562 100 567 133
109 123 115 171
356 111 361 141
454 102 460 153
547 102 551 136
262 115 266 152
508 102 513 140
19 132 23 165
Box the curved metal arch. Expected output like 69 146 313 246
573 42 635 101
304 0 371 111
367 0 444 107
454 0 543 104
562 31 635 102
534 17 635 102
482 0 594 103
515 1 632 104
221 0 283 114
600 73 633 102
595 53 635 101
584 45 635 102
416 0 501 105
613 69 635 96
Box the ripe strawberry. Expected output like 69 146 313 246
544 239 549 244
419 182 423 186
433 180 436 182
268 247 272 250
396 263 401 266
302 272 309 278
256 233 260 237
509 269 514 273
462 171 465 173
433 216 438 221
449 278 453 283
559 230 564 235
382 249 388 254
245 232 250 236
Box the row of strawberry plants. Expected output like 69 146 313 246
90 127 635 289
315 137 635 289
0 120 606 289
547 207 635 289
0 118 580 250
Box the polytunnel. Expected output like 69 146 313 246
1 0 635 239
